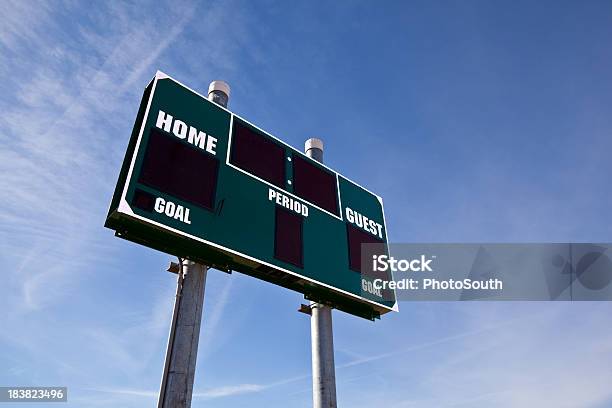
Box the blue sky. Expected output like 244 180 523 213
1 1 612 407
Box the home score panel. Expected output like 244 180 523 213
105 71 397 320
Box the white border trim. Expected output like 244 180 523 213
119 72 161 204
380 196 399 312
116 70 397 313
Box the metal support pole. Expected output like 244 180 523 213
157 80 230 408
158 260 207 408
305 138 338 408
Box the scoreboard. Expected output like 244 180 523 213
105 71 397 320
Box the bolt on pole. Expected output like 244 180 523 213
157 80 230 408
305 138 338 408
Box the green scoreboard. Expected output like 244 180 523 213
105 71 397 320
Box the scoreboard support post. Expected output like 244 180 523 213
157 81 231 408
158 260 208 408
305 138 338 408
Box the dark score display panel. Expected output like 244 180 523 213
138 128 219 211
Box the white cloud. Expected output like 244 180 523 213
0 0 52 52
91 382 266 400
0 0 241 312
338 304 612 408
0 2 254 405
194 383 266 398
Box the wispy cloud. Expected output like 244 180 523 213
337 309 534 370
199 271 234 352
89 305 610 407
336 304 612 408
91 382 266 400
194 383 265 398
4 3 612 408
0 0 235 311
0 1 251 405
0 0 52 53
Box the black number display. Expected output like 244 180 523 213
274 206 304 267
138 128 219 210
230 119 286 188
292 154 339 215
347 224 383 273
